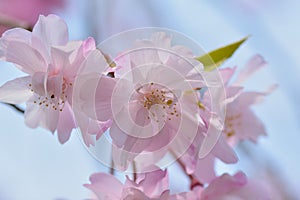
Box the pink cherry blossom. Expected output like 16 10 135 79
0 14 99 144
85 168 170 200
201 171 271 200
179 55 273 184
0 0 65 34
223 55 276 145
80 32 206 170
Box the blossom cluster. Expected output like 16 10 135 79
0 15 273 199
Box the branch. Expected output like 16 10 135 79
2 103 25 114
176 156 204 189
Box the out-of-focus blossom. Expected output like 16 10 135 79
85 169 170 200
180 55 274 183
0 14 99 143
0 0 64 34
85 170 270 200
224 55 274 145
201 171 271 200
85 168 203 200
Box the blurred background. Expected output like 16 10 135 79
0 0 299 199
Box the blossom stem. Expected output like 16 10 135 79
170 150 204 189
2 103 25 114
110 158 115 175
0 14 32 31
133 160 137 182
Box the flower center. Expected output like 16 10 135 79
224 113 241 138
28 80 72 112
138 82 180 123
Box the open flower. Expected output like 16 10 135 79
0 14 97 143
78 32 205 170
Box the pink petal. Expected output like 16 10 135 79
3 40 47 74
223 86 243 105
170 187 202 200
32 14 68 50
95 76 118 121
136 169 169 198
145 120 176 152
194 154 216 184
220 67 236 85
233 109 266 143
233 54 267 85
110 121 151 153
236 91 266 107
30 34 51 63
82 37 96 55
0 76 32 104
201 172 271 199
129 48 161 67
31 72 47 96
111 145 136 171
57 102 75 144
25 96 59 133
0 27 31 45
78 49 108 74
45 73 63 99
150 32 171 49
95 120 112 140
201 172 247 199
211 135 238 164
72 108 95 147
81 116 111 140
150 32 172 63
50 46 71 73
61 38 96 78
84 172 123 200
73 50 112 120
122 188 151 200
171 45 194 58
180 149 197 175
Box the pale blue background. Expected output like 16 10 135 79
0 0 299 199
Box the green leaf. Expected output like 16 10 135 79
196 36 248 71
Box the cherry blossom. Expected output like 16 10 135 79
0 14 98 143
78 32 207 170
223 55 275 145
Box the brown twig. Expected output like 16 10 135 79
2 103 25 114
110 158 115 175
133 160 137 182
